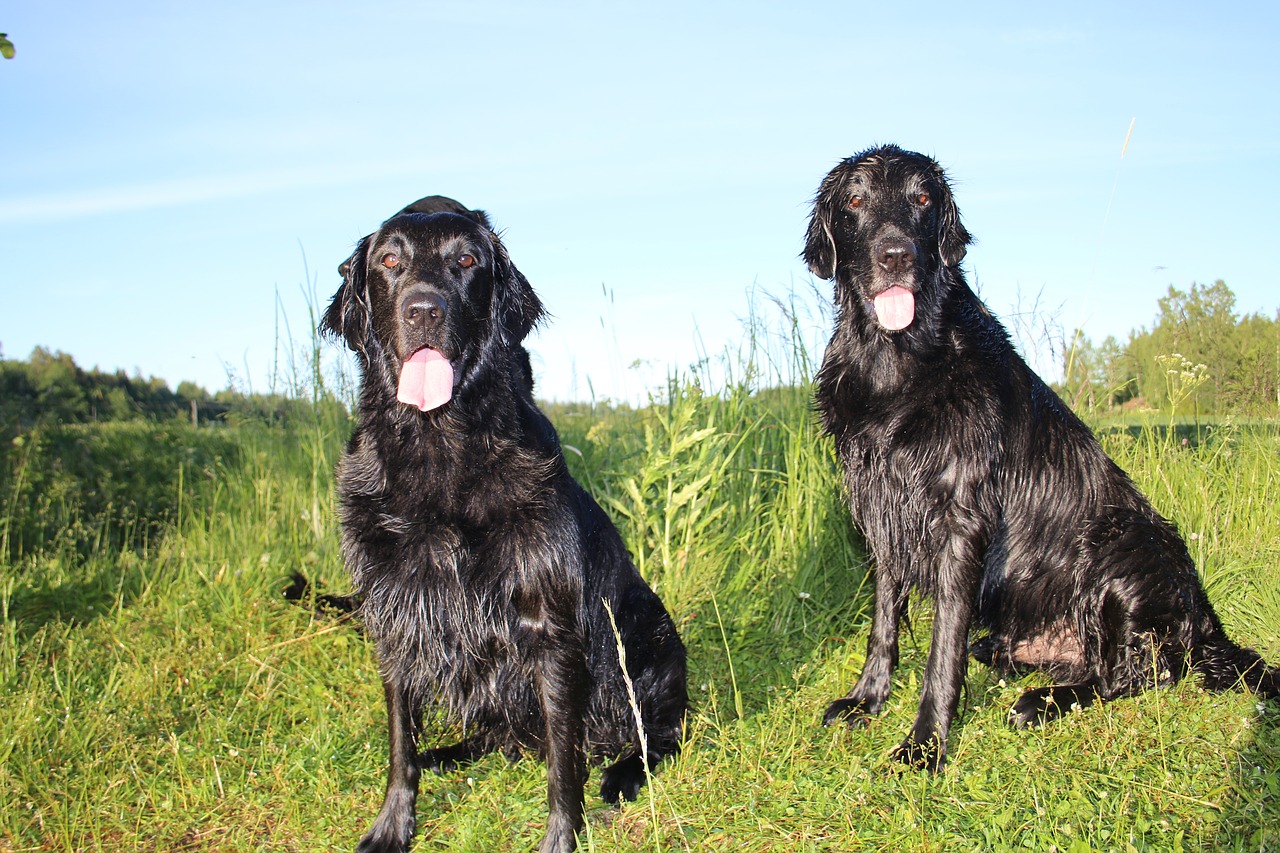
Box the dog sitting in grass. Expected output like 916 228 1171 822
319 196 687 853
805 145 1279 772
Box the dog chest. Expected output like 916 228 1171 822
357 537 544 712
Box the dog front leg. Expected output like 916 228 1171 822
535 617 588 853
824 565 904 726
895 543 982 772
358 674 423 853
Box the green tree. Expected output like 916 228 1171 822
1126 280 1277 414
1227 309 1280 412
27 346 89 424
1155 280 1238 410
1059 331 1137 413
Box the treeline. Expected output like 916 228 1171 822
1 346 228 432
1060 280 1279 415
4 278 1276 434
0 345 345 436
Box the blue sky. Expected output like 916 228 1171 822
2 1 1277 403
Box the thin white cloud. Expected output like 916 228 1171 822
993 26 1088 46
0 158 483 225
0 172 325 224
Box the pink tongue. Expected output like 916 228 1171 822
873 286 916 331
396 348 454 412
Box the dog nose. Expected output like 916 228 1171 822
878 240 916 275
402 291 447 331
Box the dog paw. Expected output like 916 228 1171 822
1009 685 1094 729
600 753 647 804
968 636 998 665
891 735 945 773
823 697 877 728
418 747 460 775
537 813 580 853
356 789 415 853
356 820 414 853
1008 688 1054 729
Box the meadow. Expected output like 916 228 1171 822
2 308 1278 852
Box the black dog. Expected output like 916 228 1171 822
321 202 687 852
287 197 523 617
805 144 1278 772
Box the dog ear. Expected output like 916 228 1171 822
464 207 493 230
803 165 845 280
934 173 973 267
320 236 372 353
489 233 544 345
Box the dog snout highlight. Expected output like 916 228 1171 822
876 237 918 276
401 287 449 333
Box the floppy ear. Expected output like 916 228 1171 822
934 173 972 267
320 236 372 353
802 165 845 280
489 233 544 345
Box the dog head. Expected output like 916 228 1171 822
321 211 543 411
803 145 971 332
335 195 492 282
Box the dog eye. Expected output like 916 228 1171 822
847 195 863 210
380 253 399 269
915 193 931 206
457 253 476 269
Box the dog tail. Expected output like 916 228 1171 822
282 571 362 618
1191 634 1279 699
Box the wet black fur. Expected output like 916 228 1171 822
805 145 1278 772
281 570 359 617
321 204 687 853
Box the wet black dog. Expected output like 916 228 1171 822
321 200 687 852
805 144 1278 771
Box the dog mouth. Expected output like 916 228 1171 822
870 285 916 331
396 346 456 412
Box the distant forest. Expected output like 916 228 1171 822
1061 280 1279 415
0 345 341 436
1 279 1276 435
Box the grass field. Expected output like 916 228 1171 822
2 321 1279 852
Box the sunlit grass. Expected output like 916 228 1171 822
2 294 1277 851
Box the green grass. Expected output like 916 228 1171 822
2 321 1278 852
